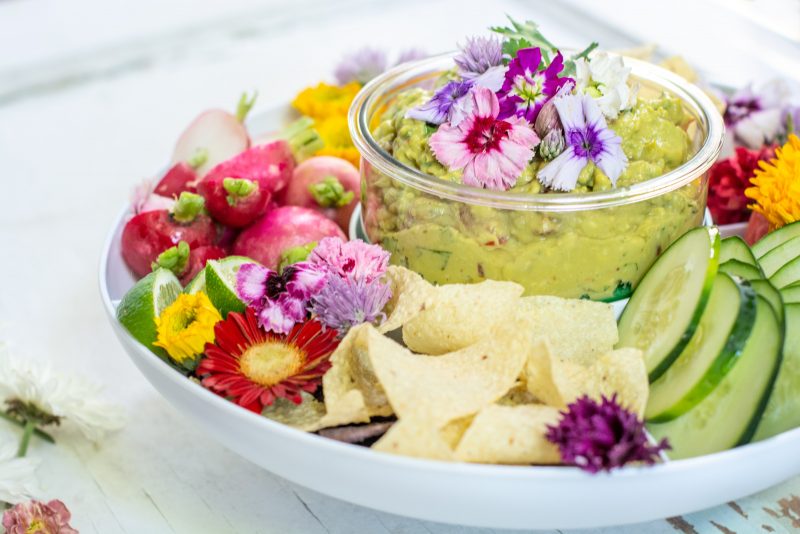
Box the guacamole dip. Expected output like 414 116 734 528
362 85 704 300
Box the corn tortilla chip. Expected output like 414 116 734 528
262 392 326 431
454 404 562 464
402 280 525 355
363 323 530 426
372 418 454 461
378 266 436 333
518 296 617 364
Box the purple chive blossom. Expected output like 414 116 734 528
334 47 388 85
454 35 506 92
310 275 392 334
235 262 326 335
308 238 390 283
497 48 573 124
545 395 670 474
395 48 427 65
537 93 627 191
406 79 475 126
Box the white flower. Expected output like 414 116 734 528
0 356 125 443
575 52 638 119
0 441 40 504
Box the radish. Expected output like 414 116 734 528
151 241 227 285
122 192 219 278
154 149 208 197
283 156 360 230
233 206 346 270
171 92 257 178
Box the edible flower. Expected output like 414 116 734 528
310 275 392 334
2 499 77 534
708 145 776 224
291 82 361 121
315 115 361 168
235 262 326 335
334 48 388 86
308 238 390 283
746 134 800 230
406 79 475 126
724 79 800 149
545 395 670 473
429 86 540 190
0 442 40 505
574 52 637 119
153 292 222 368
537 93 627 191
497 47 573 123
198 308 339 412
454 35 506 91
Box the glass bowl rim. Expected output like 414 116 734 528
349 51 724 212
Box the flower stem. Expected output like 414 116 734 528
0 411 55 444
17 420 35 457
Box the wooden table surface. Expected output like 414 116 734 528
1 0 799 531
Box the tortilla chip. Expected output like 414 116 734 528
454 404 562 464
262 392 326 431
497 382 540 406
439 415 474 449
590 348 649 416
378 266 436 333
402 280 525 355
518 296 617 364
363 323 529 426
372 418 454 461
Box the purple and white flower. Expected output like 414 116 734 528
406 79 475 126
308 238 390 283
537 93 627 191
724 79 800 152
310 275 392 334
497 47 573 123
334 48 388 85
235 262 326 335
454 35 506 92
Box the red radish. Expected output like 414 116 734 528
744 211 770 245
283 156 360 230
151 241 227 285
122 192 219 278
171 92 257 178
154 149 209 197
233 206 346 270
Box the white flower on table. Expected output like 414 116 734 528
574 52 638 119
0 441 40 505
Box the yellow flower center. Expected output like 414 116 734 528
153 292 222 365
27 519 46 534
746 134 800 230
239 340 304 387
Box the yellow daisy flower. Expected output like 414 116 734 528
291 82 361 121
746 134 800 230
315 115 361 168
153 292 222 366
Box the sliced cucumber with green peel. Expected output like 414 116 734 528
719 260 763 281
770 256 800 288
754 304 800 441
618 227 720 382
781 284 800 304
648 297 783 459
753 220 800 258
759 236 800 278
646 274 757 422
749 279 784 323
205 256 257 317
720 236 758 266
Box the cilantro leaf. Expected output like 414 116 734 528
562 42 599 77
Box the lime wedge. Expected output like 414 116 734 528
116 268 182 356
205 256 255 317
184 269 206 294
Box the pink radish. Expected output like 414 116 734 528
154 149 209 197
283 156 360 231
171 92 257 178
233 206 346 270
152 241 227 285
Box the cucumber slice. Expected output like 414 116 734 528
720 236 758 266
753 220 800 258
646 274 757 422
781 284 800 304
648 297 783 459
754 304 800 441
759 236 800 278
749 279 784 324
770 256 800 288
618 227 720 382
719 260 763 281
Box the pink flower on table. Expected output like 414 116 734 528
497 48 573 124
429 86 540 190
537 93 627 191
235 262 326 335
308 238 390 283
2 499 77 534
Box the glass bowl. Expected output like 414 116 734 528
349 53 724 300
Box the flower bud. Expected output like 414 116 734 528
539 129 565 161
535 100 561 138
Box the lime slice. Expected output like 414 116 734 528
205 256 256 317
116 268 182 356
184 269 206 294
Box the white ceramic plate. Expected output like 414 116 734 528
100 109 800 530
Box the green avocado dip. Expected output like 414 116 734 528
362 84 705 300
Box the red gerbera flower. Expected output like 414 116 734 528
198 307 339 413
708 145 776 224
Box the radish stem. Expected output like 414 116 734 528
222 178 258 207
236 91 258 123
309 176 354 208
172 192 206 223
152 241 190 274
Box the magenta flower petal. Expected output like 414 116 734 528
257 299 297 335
497 48 573 123
2 500 77 534
309 238 390 283
236 263 271 304
284 262 327 300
